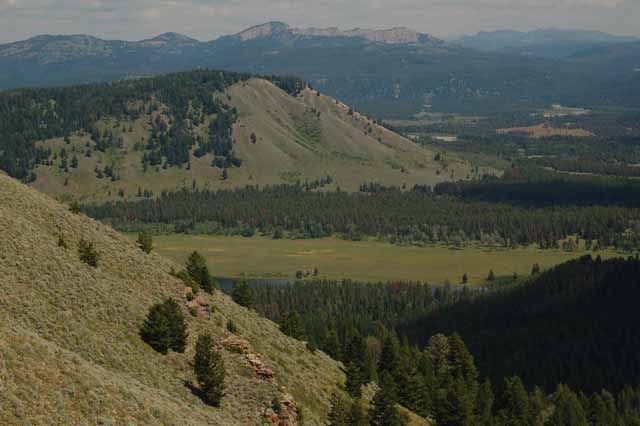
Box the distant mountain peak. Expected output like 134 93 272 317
235 21 291 41
140 32 199 46
233 22 427 44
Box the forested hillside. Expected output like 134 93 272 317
224 256 640 425
0 70 467 201
402 255 640 393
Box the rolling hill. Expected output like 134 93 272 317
0 172 345 425
1 22 639 117
0 69 475 202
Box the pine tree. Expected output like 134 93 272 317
327 392 351 426
547 384 587 426
140 298 188 354
280 311 305 340
185 251 215 293
448 333 478 396
496 376 532 426
137 230 153 254
345 361 364 398
71 154 79 168
487 269 496 282
476 378 495 426
378 331 401 377
436 376 476 426
78 238 99 267
589 391 617 426
349 398 369 426
194 333 225 407
231 280 253 308
369 371 406 426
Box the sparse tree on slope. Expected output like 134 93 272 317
231 280 253 308
140 298 187 354
185 251 215 293
194 333 225 407
137 230 153 254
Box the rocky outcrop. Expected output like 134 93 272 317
262 395 298 426
221 334 275 380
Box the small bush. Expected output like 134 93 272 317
140 298 188 354
78 238 98 267
57 235 67 249
226 319 238 334
69 201 81 214
137 231 153 254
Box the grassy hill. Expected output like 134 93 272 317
0 173 344 425
27 76 475 202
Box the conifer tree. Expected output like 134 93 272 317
448 333 478 395
496 376 532 426
477 378 495 426
327 392 351 426
137 230 153 254
547 384 588 426
78 238 99 267
194 333 225 407
185 251 215 293
436 376 476 426
280 311 305 340
349 399 369 426
378 332 401 377
140 298 188 354
231 280 253 308
589 392 617 426
369 371 406 426
345 361 364 398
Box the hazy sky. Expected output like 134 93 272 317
0 0 638 43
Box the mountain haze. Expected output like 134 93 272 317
2 23 639 116
455 28 638 57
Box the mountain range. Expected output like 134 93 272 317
454 28 638 57
1 22 639 117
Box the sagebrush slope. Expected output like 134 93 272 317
0 174 343 425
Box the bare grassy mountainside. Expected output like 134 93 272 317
31 78 475 202
0 173 343 425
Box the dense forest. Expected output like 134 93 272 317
83 178 640 251
0 69 304 181
224 256 640 425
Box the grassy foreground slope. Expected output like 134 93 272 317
30 77 476 202
0 173 343 425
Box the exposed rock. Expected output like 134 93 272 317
222 334 275 380
262 395 298 426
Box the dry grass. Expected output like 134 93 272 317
0 174 343 425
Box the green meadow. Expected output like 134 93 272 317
150 234 617 283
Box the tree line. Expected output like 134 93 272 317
83 182 640 250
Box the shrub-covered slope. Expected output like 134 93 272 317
0 173 343 425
